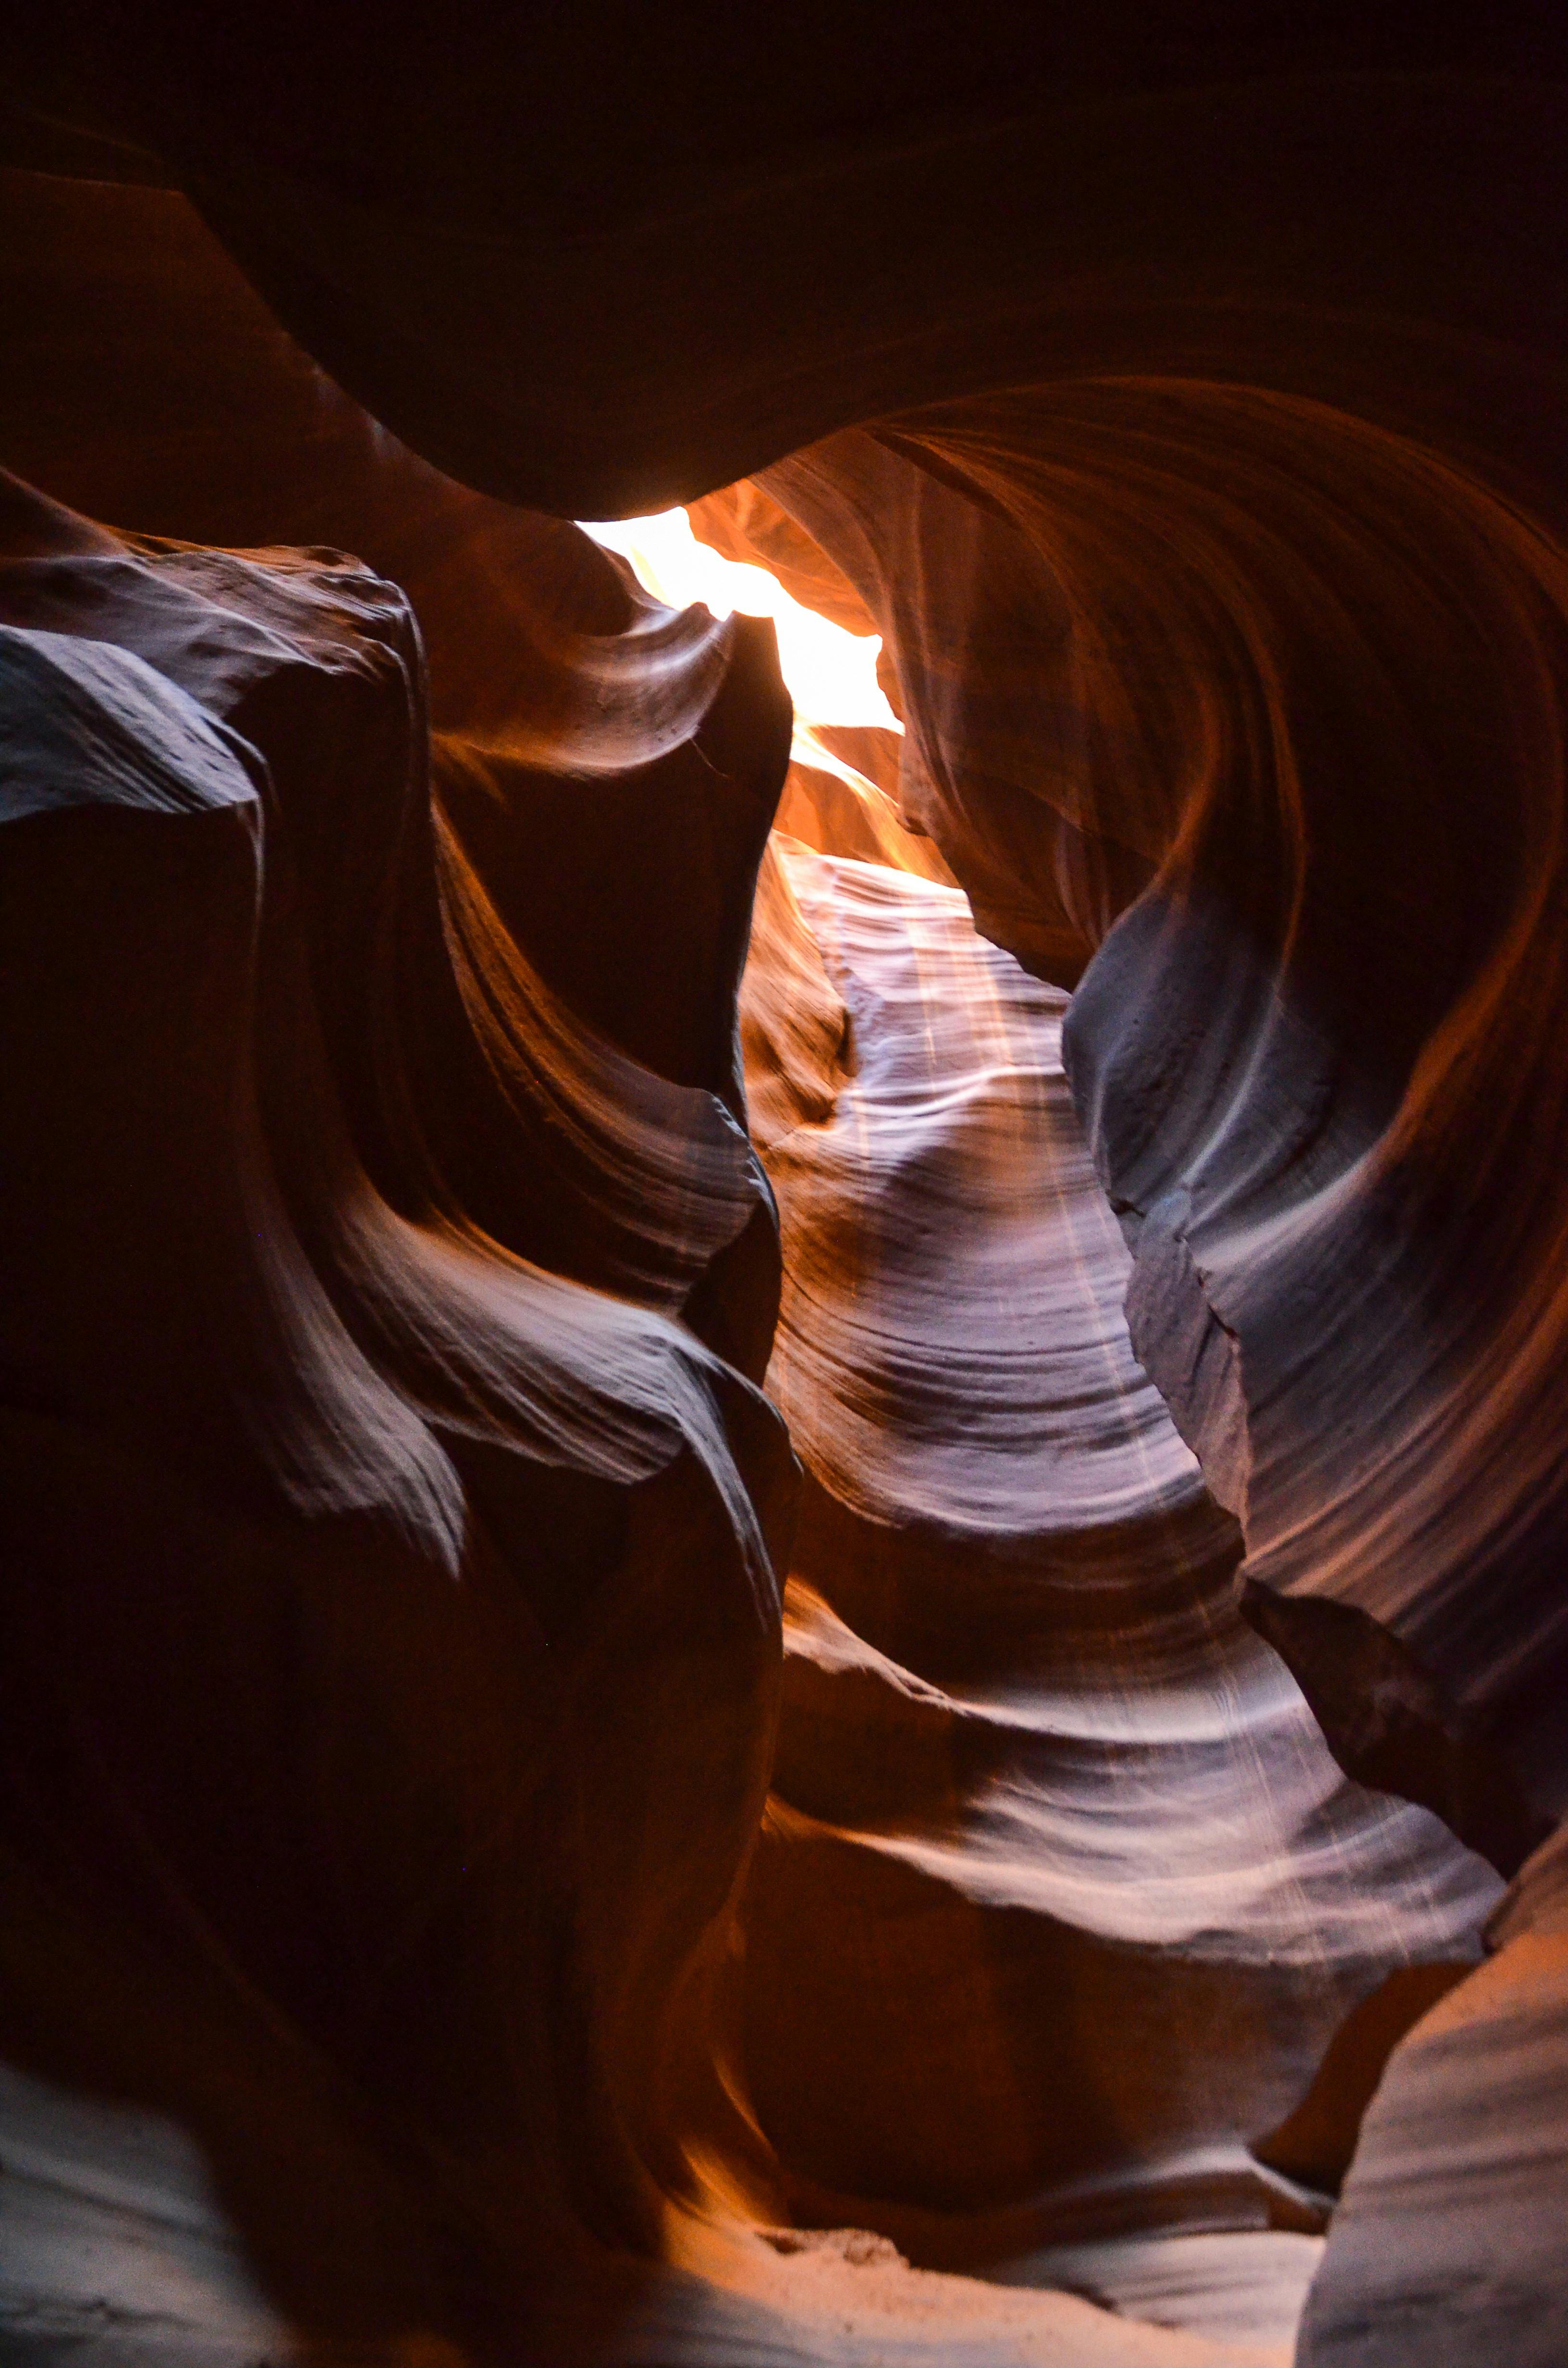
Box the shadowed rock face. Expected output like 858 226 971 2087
3 12 1568 2362
0 468 800 2356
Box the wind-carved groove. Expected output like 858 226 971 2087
3 30 1568 2362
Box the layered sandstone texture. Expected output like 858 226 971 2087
3 9 1568 2364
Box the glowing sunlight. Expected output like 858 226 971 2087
580 507 900 732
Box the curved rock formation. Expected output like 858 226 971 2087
713 384 1568 2368
736 839 1494 2348
0 187 1311 2368
731 390 1568 2355
4 10 1568 2360
0 458 805 2353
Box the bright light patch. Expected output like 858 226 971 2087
580 507 899 732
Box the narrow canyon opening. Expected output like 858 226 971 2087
2 24 1568 2368
585 503 1502 2354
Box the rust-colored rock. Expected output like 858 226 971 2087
4 12 1568 2361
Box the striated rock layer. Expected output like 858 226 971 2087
731 390 1568 2352
736 839 1495 2348
0 467 801 2360
0 195 1323 2366
4 9 1568 2358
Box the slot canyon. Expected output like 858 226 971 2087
1 11 1566 2363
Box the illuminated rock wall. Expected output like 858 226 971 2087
4 12 1568 2360
736 838 1494 2350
